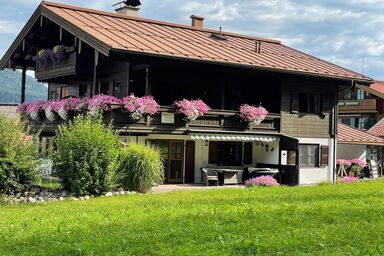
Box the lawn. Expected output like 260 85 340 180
1 181 384 255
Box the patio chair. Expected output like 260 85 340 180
201 168 219 186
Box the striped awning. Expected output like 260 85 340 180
191 133 278 142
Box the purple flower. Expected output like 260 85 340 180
16 103 29 117
173 99 210 121
340 176 358 183
245 176 279 187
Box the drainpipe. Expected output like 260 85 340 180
332 89 338 184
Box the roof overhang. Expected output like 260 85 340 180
191 133 279 142
0 2 111 70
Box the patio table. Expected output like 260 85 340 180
210 168 243 185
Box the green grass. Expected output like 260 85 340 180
1 181 384 255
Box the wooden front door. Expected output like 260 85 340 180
168 141 184 183
185 141 195 183
151 140 184 184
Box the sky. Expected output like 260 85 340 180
1 0 384 80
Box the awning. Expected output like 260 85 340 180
191 133 278 142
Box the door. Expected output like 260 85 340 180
168 141 184 183
151 140 184 184
279 136 299 186
185 141 195 183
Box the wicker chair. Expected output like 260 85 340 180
201 168 219 186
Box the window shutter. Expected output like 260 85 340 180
321 145 329 167
243 143 253 164
291 92 299 113
208 142 218 164
321 94 333 114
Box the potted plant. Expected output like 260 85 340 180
348 159 366 177
122 94 159 122
26 100 46 121
238 104 268 126
87 94 122 116
43 101 61 122
173 99 210 122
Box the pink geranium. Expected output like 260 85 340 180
44 101 61 121
16 103 29 118
26 100 46 120
239 104 268 125
122 94 159 121
87 94 122 115
245 176 279 187
336 159 352 167
340 176 358 183
350 159 366 169
173 99 210 121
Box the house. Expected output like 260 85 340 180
337 123 384 163
0 1 374 185
338 81 384 130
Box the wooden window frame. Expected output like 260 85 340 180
299 144 320 168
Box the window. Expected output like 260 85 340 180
209 142 243 166
367 146 378 161
60 86 70 99
344 88 352 99
357 89 365 100
298 93 321 114
299 144 319 168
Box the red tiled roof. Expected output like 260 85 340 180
368 117 384 137
370 81 384 94
338 123 384 146
36 1 372 83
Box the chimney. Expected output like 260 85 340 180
190 15 205 29
114 1 141 17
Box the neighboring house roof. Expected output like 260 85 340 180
338 123 384 146
356 82 384 99
368 117 384 137
370 81 384 94
0 1 373 84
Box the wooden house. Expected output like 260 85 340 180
0 1 374 185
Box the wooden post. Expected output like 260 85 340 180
93 50 99 95
220 80 225 110
21 66 27 104
145 67 150 95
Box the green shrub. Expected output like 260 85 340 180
0 115 39 194
349 165 361 176
54 115 120 196
117 143 164 193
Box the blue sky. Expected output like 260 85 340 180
1 0 384 80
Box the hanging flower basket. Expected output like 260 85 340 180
238 104 268 126
173 99 210 122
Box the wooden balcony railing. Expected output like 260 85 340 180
35 106 281 134
338 99 377 113
35 48 77 81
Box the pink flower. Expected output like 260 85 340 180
122 94 159 120
87 94 122 114
239 104 268 125
350 159 366 169
16 103 29 117
173 99 210 121
336 159 352 167
26 100 46 113
245 176 279 187
340 176 358 183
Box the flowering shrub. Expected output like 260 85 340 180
336 159 352 167
173 99 210 121
122 94 159 121
340 176 358 183
87 94 122 116
238 104 268 125
26 100 46 121
245 176 279 187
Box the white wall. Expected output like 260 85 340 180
253 140 279 165
298 138 335 185
337 144 366 161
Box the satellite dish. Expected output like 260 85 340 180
125 0 141 7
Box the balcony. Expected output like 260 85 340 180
34 106 281 135
338 99 377 114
